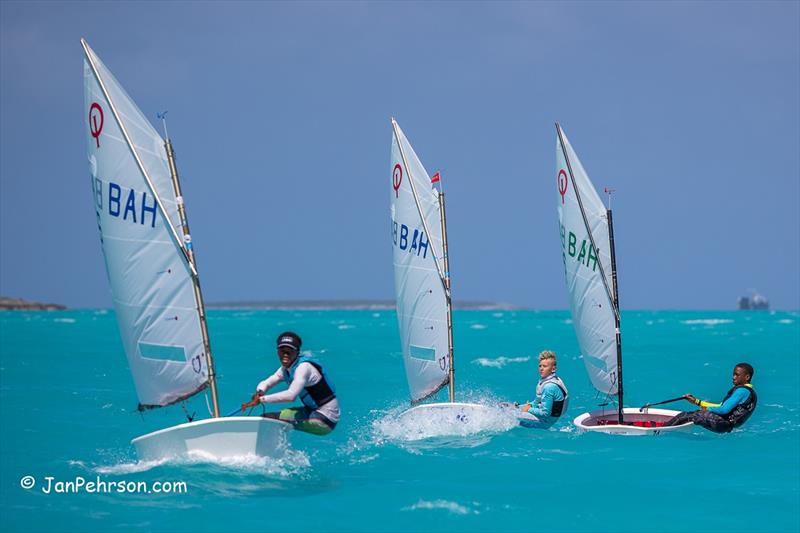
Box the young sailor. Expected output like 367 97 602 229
665 362 757 433
519 350 569 428
241 332 339 435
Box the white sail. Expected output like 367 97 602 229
83 40 208 408
556 125 619 396
390 120 449 403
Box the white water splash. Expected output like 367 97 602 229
472 356 530 368
373 402 518 443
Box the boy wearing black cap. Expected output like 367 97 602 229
241 331 339 435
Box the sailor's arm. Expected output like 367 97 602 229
256 368 284 394
684 394 721 409
259 364 311 404
241 369 285 411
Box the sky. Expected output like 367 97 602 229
1 1 798 310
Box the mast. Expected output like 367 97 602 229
555 123 623 418
438 185 456 403
606 206 624 423
161 115 220 418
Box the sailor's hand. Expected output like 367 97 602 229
250 391 263 402
241 398 260 411
521 403 531 413
684 394 697 404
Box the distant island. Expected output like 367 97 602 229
207 300 521 310
0 296 66 311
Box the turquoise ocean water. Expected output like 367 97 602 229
1 309 798 532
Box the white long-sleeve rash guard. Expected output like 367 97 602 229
256 362 340 423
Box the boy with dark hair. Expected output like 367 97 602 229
665 363 757 433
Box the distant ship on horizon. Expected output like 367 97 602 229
737 290 769 311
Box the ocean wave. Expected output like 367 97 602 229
337 324 355 330
54 318 76 323
402 499 476 515
469 324 487 330
472 356 530 368
776 319 794 324
681 319 734 326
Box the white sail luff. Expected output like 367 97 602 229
390 120 450 403
556 124 619 396
82 39 193 275
391 119 448 293
556 124 618 320
83 39 209 408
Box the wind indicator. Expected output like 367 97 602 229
157 110 170 140
603 187 616 210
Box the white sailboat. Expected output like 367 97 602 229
390 119 495 427
82 38 290 459
555 123 692 436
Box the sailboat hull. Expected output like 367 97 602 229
132 417 292 460
573 407 694 436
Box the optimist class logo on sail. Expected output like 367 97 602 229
558 169 568 203
392 164 403 198
391 162 430 259
89 102 104 148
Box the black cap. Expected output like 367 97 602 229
276 331 301 351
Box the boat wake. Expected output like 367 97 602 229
89 448 310 477
372 400 518 446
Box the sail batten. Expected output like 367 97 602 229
556 124 620 398
83 39 209 408
391 120 450 403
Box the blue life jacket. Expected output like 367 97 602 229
536 374 569 417
282 356 336 409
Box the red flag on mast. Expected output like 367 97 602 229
430 171 440 184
